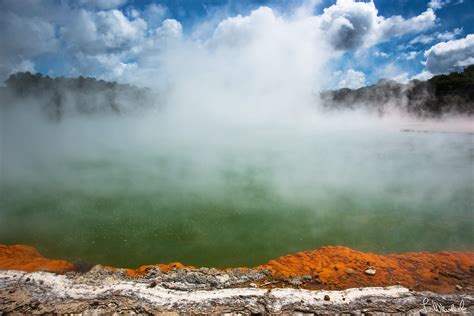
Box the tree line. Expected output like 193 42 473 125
1 72 154 121
320 65 474 117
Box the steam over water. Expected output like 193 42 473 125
1 108 473 267
0 3 473 268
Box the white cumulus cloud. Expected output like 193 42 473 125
318 0 436 51
0 9 58 80
0 0 453 85
424 34 474 73
411 70 434 81
60 9 147 55
337 69 366 89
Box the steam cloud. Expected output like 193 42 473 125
0 1 473 266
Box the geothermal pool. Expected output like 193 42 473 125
1 122 473 268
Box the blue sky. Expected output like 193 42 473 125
0 0 473 89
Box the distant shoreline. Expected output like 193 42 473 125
321 65 474 117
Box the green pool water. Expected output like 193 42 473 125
1 127 473 268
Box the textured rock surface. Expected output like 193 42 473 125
1 244 473 294
256 246 474 293
1 244 474 313
0 269 472 314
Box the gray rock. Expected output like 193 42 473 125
288 277 303 286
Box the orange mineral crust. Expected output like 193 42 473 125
0 244 473 293
0 245 74 273
256 246 474 293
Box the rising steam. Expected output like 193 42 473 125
0 3 472 267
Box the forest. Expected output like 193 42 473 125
2 65 473 120
320 65 474 117
0 72 154 120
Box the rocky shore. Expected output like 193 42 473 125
1 244 473 313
